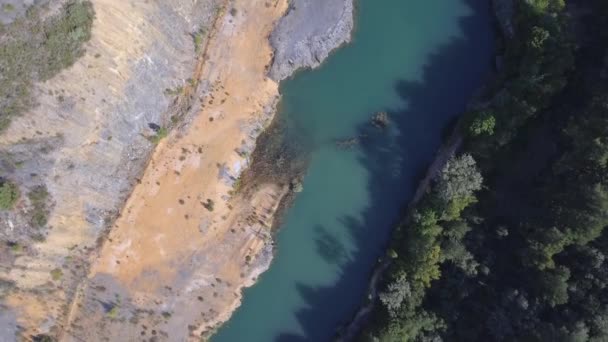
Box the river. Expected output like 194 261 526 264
212 0 495 340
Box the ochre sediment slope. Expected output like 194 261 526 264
62 0 289 340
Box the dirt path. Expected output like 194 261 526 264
60 1 290 341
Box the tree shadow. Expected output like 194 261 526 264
274 0 496 340
314 225 348 266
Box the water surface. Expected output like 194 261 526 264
213 0 494 340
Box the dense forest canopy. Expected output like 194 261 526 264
358 0 608 341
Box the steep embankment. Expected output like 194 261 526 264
0 0 354 340
0 0 220 339
63 0 356 340
61 1 291 340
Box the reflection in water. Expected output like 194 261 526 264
314 225 348 265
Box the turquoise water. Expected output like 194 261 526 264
213 0 494 341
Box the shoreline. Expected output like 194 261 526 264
60 0 357 340
0 0 357 339
337 0 511 338
205 0 358 338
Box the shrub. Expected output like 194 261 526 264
149 127 168 145
0 181 20 209
192 28 206 54
41 1 95 80
164 86 183 96
2 4 15 12
50 268 63 281
203 199 215 211
8 242 22 253
28 186 50 227
32 335 56 342
107 305 119 318
469 111 496 136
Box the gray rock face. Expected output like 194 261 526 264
0 0 36 25
0 309 17 342
269 0 354 82
0 0 219 337
493 0 515 38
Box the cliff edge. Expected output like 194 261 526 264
268 0 354 82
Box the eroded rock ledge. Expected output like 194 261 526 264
268 0 355 82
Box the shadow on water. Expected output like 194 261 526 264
275 0 495 340
314 225 348 266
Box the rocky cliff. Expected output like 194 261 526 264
0 0 355 340
268 0 354 81
0 0 219 339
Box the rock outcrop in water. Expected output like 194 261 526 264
268 0 354 81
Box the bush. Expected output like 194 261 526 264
0 181 20 209
32 335 56 342
192 28 206 54
28 186 50 227
149 127 168 145
41 1 95 79
50 268 63 281
107 305 119 319
203 199 215 211
8 242 22 253
2 4 15 12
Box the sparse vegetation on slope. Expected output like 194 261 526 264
0 1 95 132
0 179 19 209
27 185 50 228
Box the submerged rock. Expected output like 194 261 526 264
335 137 360 149
371 111 390 128
290 178 304 193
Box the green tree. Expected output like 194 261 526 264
469 111 496 136
441 238 478 276
379 273 411 317
539 266 571 307
436 154 483 203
